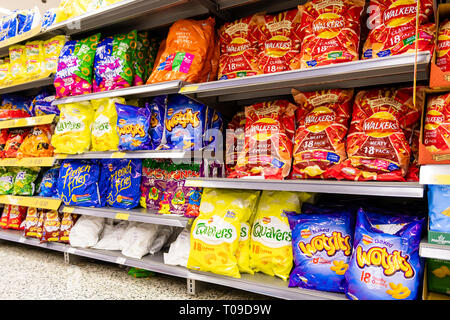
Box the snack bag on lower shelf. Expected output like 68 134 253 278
59 212 78 243
93 30 137 92
0 205 10 228
428 185 450 233
291 89 353 179
0 61 12 88
9 45 27 84
0 168 15 195
57 160 102 207
54 34 101 98
41 210 60 243
116 103 151 151
142 159 170 211
51 101 94 154
236 221 253 275
250 190 306 281
16 125 55 159
3 128 30 158
164 227 191 267
286 206 354 293
334 87 422 181
69 215 105 248
105 159 142 209
147 17 215 84
147 95 167 150
6 205 27 230
225 111 246 177
298 0 364 68
38 167 60 198
121 222 159 259
1 94 32 119
12 167 40 196
35 208 46 240
90 97 124 151
23 207 40 238
424 93 450 153
344 208 425 300
187 188 260 278
427 259 450 295
233 100 296 179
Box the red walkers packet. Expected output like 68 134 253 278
424 92 450 153
436 20 450 72
59 212 78 244
0 205 10 228
6 205 27 230
225 111 246 177
23 207 40 238
41 210 61 243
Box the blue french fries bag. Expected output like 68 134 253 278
106 158 142 209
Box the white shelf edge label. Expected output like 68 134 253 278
116 257 126 265
67 247 77 254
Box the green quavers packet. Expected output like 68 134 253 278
12 167 40 196
73 33 102 85
133 31 150 86
0 167 15 195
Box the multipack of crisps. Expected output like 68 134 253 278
345 208 425 300
225 111 246 176
423 93 450 153
362 0 435 59
218 14 262 80
292 89 353 179
436 20 450 72
232 100 296 180
43 35 67 76
298 0 364 68
9 45 27 84
334 87 422 181
25 41 44 79
256 9 302 74
147 17 215 84
249 190 308 281
287 204 354 293
187 188 260 278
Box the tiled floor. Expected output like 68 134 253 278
0 240 272 300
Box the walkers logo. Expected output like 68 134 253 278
305 106 336 133
383 0 416 28
363 112 399 138
313 13 345 39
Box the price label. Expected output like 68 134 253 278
115 213 129 221
62 206 75 214
111 152 126 159
55 154 68 159
67 247 77 254
19 237 26 243
185 180 202 187
0 196 62 210
0 115 55 129
116 257 126 265
434 174 450 185
179 85 199 93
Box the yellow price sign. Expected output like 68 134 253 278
0 195 62 210
111 152 126 159
179 85 199 93
62 206 75 214
434 174 450 185
0 157 56 167
115 212 130 221
0 115 55 129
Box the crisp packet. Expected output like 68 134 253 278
147 95 167 150
4 128 30 158
428 185 450 233
12 167 40 196
133 31 150 86
38 167 60 198
105 159 142 209
0 168 15 194
25 40 44 78
16 125 55 159
163 95 207 151
43 35 67 76
116 102 151 151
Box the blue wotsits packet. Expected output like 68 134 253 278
57 160 102 207
105 159 142 209
204 109 223 151
286 207 354 293
163 94 207 151
116 103 151 151
428 185 450 233
344 207 425 300
147 95 167 150
39 166 60 198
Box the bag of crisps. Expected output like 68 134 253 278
362 0 435 59
4 128 30 158
133 31 150 86
51 101 94 154
93 30 137 92
334 87 422 181
16 125 55 159
0 205 10 228
90 97 125 151
298 0 364 68
436 20 450 72
116 103 151 151
25 40 44 79
0 168 15 194
225 111 246 177
345 208 425 300
9 45 27 84
187 188 260 278
54 34 101 98
105 159 142 209
256 9 302 74
236 220 254 275
43 35 67 76
41 210 61 243
218 14 263 80
0 60 12 88
428 185 450 233
6 205 27 230
147 17 215 84
249 190 305 281
424 93 450 153
12 167 40 196
292 89 353 179
233 100 296 179
23 207 40 238
59 212 78 243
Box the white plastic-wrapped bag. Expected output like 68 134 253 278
149 225 174 255
120 222 159 259
69 215 105 248
163 227 190 267
93 220 129 250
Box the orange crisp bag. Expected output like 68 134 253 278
16 125 55 159
146 17 215 84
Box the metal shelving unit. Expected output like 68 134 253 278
0 76 54 95
61 205 190 228
420 239 450 261
55 149 204 160
185 178 425 198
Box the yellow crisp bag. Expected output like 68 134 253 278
43 35 67 76
236 221 253 274
187 188 260 278
9 45 27 84
0 61 11 88
90 97 124 151
25 41 45 79
51 101 94 154
250 190 308 281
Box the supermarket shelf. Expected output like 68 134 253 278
61 205 190 227
0 157 56 167
52 80 185 105
0 76 54 94
55 149 205 160
188 270 346 300
0 228 344 300
419 239 450 261
419 164 450 185
185 178 425 198
0 115 56 129
180 52 431 102
0 196 62 210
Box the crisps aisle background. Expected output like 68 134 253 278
0 0 448 301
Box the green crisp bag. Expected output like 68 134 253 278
12 167 40 196
133 31 150 86
0 168 15 195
